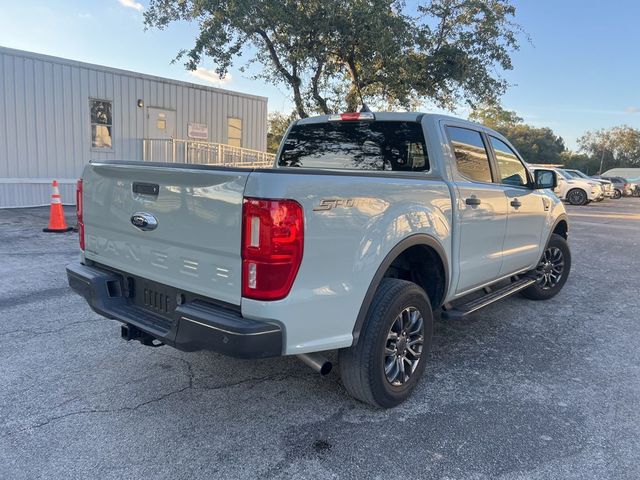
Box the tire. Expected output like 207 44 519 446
566 188 588 205
339 279 433 408
613 189 622 199
521 234 571 301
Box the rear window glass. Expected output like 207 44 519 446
278 121 429 172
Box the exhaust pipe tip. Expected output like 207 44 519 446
318 361 332 376
297 353 332 376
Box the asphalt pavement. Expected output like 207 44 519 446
1 199 639 479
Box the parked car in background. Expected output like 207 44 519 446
554 168 603 205
564 169 612 200
627 178 640 196
600 176 631 198
602 169 640 196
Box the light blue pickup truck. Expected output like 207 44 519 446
67 111 570 407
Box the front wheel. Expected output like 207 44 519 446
613 189 622 199
566 188 588 206
339 279 433 408
521 234 571 300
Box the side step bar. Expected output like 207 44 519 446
441 277 536 320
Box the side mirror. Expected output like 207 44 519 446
534 169 557 190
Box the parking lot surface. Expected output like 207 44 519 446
1 199 639 479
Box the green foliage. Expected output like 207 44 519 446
577 126 640 171
559 152 600 175
469 104 565 164
504 125 565 165
267 112 295 153
468 104 523 131
144 0 523 117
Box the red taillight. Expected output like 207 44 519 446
76 179 84 251
242 198 304 301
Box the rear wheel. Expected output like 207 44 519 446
521 234 571 300
567 188 588 205
339 279 433 408
613 189 622 199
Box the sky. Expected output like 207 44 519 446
0 0 638 150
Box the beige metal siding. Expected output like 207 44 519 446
0 47 268 207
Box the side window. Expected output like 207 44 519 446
490 137 529 187
446 126 493 183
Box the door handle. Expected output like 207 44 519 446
465 197 481 206
510 198 522 208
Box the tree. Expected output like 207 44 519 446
469 104 565 164
577 126 640 172
560 151 600 175
505 125 565 165
468 104 522 131
144 0 522 117
267 112 294 153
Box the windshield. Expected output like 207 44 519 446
559 169 579 179
568 170 589 179
278 121 429 172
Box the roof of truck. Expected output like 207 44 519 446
296 111 482 126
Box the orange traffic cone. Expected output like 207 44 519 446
43 180 74 233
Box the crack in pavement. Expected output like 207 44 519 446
2 334 334 440
0 319 101 338
0 286 73 310
0 370 288 439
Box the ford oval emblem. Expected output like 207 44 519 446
130 212 158 231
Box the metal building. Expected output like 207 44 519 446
0 46 270 208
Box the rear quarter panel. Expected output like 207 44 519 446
242 171 452 354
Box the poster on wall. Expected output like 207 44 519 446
188 122 209 140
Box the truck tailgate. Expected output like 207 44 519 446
82 162 250 306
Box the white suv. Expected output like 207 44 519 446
554 168 602 205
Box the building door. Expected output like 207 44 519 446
147 107 176 139
145 108 177 161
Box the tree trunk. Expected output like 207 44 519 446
345 87 360 112
311 62 330 115
256 29 308 118
345 57 362 112
291 66 308 118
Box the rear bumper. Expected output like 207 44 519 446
66 262 283 358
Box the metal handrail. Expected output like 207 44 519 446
142 138 275 167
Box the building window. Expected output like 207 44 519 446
228 118 242 148
90 99 112 149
